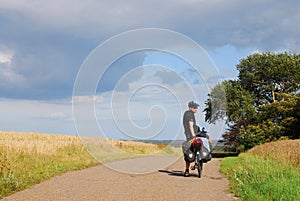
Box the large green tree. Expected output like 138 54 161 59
204 80 256 127
204 52 300 150
258 93 300 139
237 52 300 105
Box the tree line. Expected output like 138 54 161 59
204 52 300 151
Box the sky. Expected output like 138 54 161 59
0 0 299 140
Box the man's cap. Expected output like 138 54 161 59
188 101 199 108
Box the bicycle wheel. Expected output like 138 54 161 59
197 157 203 178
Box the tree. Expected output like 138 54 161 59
204 82 226 124
204 52 300 150
225 80 257 128
239 120 284 150
222 124 240 152
237 52 300 106
204 80 256 128
204 80 257 151
258 93 300 139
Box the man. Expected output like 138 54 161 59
182 100 199 177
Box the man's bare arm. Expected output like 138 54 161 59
189 121 195 137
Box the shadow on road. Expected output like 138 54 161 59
158 169 199 178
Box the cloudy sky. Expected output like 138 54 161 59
0 0 299 140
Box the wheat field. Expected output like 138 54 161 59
0 131 83 155
0 131 179 158
0 131 180 198
248 139 300 167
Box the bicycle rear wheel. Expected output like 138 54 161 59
197 157 203 178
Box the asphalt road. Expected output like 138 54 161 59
2 157 238 201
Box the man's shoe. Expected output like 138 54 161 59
184 169 190 177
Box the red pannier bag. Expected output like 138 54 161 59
191 137 203 152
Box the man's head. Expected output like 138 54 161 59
188 101 199 113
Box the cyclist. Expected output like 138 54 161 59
182 101 199 177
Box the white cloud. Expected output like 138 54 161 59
72 95 104 104
0 45 14 64
1 68 25 85
45 112 68 120
0 46 26 88
0 53 13 64
0 98 75 134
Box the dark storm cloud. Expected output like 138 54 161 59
0 0 299 100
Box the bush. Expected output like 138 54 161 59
240 121 284 150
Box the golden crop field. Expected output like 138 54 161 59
0 131 83 155
248 139 300 167
0 131 180 198
0 131 178 157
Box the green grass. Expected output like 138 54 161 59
221 153 300 201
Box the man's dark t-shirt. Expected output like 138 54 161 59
183 110 196 141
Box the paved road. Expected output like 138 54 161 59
2 157 238 201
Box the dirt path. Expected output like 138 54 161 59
2 157 238 201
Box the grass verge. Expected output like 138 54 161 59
220 140 300 201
